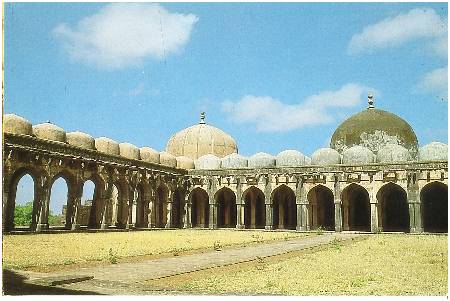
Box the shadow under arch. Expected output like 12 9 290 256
421 181 448 233
189 187 209 228
341 183 370 231
271 184 296 230
376 182 409 232
307 184 335 231
242 186 265 229
155 183 169 228
215 187 237 228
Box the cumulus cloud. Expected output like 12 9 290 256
418 67 448 101
348 8 447 56
53 3 198 69
221 83 371 132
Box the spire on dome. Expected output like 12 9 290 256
199 112 206 124
367 92 374 109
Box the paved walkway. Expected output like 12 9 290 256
10 232 363 294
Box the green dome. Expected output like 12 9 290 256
330 107 418 155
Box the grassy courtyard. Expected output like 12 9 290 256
2 229 305 270
149 234 448 296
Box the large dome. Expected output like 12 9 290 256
166 113 238 160
330 95 418 155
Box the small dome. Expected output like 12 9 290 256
419 142 448 161
140 147 160 164
33 122 66 142
166 113 237 160
331 104 418 154
159 151 177 168
342 145 375 165
377 144 410 163
119 142 140 160
95 137 120 155
248 152 276 168
195 154 221 170
221 153 248 169
66 131 95 150
176 156 195 169
4 114 33 136
305 156 311 165
311 148 341 165
276 150 306 167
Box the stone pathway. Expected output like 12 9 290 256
9 232 364 295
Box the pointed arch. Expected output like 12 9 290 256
155 184 169 228
377 183 409 232
421 182 448 233
271 184 296 230
307 184 335 230
215 187 237 228
341 184 370 231
242 186 265 229
189 187 209 228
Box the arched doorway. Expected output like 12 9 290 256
171 189 183 228
272 185 297 230
81 180 96 228
243 186 265 229
190 188 209 228
215 188 237 228
9 171 37 230
49 176 70 228
377 183 409 232
156 184 168 228
341 184 370 231
421 182 448 233
308 185 335 230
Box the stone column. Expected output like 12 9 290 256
334 202 342 232
414 202 422 233
70 182 83 230
101 183 113 229
236 203 244 229
166 201 173 228
209 203 216 229
343 204 349 231
264 203 273 230
36 180 50 232
184 200 192 228
370 202 379 233
407 186 422 233
147 192 155 228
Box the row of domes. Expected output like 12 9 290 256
4 113 447 170
192 142 447 169
4 114 195 169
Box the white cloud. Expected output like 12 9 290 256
221 83 371 132
53 3 198 69
418 67 448 101
348 8 447 55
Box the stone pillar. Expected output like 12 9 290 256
36 181 50 232
184 200 191 228
370 202 379 233
334 202 342 232
407 186 422 233
166 200 173 228
236 203 244 229
71 182 83 230
343 204 349 231
265 203 273 230
101 183 113 230
414 202 422 233
209 203 216 229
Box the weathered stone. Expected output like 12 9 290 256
4 114 33 136
66 131 95 150
276 150 306 167
140 147 160 164
419 142 448 161
119 142 140 160
248 152 276 168
195 154 221 170
221 153 248 169
342 145 375 164
311 148 341 165
159 151 177 167
377 143 410 163
32 122 66 143
176 156 194 169
95 137 120 155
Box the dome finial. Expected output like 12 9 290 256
367 92 374 109
199 112 206 124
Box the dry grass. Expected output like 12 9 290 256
174 234 447 296
2 229 304 270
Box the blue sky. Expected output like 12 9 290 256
5 2 448 214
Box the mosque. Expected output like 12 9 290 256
2 94 448 233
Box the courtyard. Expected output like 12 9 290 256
2 230 447 295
